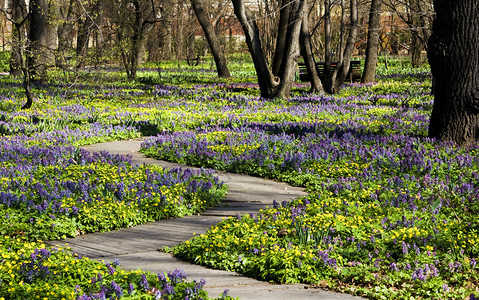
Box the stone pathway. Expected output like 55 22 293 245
47 139 363 299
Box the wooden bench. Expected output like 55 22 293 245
187 55 204 66
298 60 361 83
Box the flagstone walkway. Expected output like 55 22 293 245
48 138 363 299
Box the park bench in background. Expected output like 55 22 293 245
298 60 361 83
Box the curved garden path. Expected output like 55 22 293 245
48 138 363 300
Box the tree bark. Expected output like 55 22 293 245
191 0 231 77
331 0 358 93
407 0 428 67
28 0 50 81
76 13 94 68
272 0 291 76
300 0 323 92
57 0 75 67
232 0 305 99
410 33 422 67
9 0 27 76
337 0 347 64
274 0 305 98
232 0 279 97
323 0 332 91
427 0 479 146
361 0 382 83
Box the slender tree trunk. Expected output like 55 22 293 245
126 0 144 80
411 33 422 67
272 0 291 76
191 0 230 77
427 0 479 146
323 0 332 91
408 0 426 68
337 0 347 64
176 3 183 67
76 16 93 68
300 0 323 92
57 0 75 67
15 25 33 109
332 0 358 93
361 0 382 83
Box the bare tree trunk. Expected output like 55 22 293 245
407 0 426 67
300 0 323 92
186 6 196 64
428 0 479 146
232 0 279 97
19 38 33 109
232 0 305 99
274 0 305 98
191 0 230 77
361 0 382 83
331 0 358 93
28 0 50 81
410 33 422 67
176 3 183 67
272 0 291 76
9 0 27 76
57 0 75 67
323 0 332 91
76 19 91 68
337 0 347 64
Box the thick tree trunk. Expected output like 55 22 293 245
300 0 323 92
273 0 305 98
9 0 27 76
428 0 479 146
191 0 231 77
232 0 279 97
361 0 382 83
28 0 50 81
232 0 305 99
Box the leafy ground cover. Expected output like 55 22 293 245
138 66 478 299
0 59 477 299
0 67 233 299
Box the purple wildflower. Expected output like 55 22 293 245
106 263 115 275
139 274 150 291
222 289 230 298
111 281 123 298
390 262 398 272
128 283 134 294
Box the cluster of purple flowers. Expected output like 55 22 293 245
77 268 203 300
18 248 54 283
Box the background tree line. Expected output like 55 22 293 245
0 0 433 82
0 0 477 146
